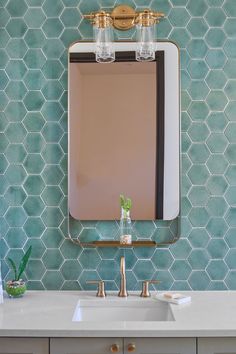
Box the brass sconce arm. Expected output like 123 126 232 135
84 5 164 30
135 10 165 27
84 11 113 28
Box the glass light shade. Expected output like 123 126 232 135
94 25 115 63
136 24 155 62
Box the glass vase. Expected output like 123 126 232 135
5 280 26 298
120 208 132 245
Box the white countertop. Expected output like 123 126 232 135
0 291 236 337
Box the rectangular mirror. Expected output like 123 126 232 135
68 42 180 222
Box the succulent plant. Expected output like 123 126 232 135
7 246 32 281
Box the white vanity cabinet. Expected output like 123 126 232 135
198 338 236 354
1 337 236 354
0 338 49 354
50 338 196 354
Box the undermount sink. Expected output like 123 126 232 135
73 297 175 322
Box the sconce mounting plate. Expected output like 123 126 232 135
111 5 136 30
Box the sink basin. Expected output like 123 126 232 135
73 298 175 322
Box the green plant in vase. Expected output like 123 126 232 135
120 194 132 244
5 246 32 298
120 194 132 218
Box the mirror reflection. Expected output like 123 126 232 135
70 61 159 220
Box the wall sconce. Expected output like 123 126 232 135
92 11 115 63
84 5 164 63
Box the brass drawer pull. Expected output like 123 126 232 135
127 343 136 352
110 344 120 353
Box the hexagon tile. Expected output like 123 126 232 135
0 0 236 291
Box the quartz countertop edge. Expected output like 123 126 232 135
0 291 236 337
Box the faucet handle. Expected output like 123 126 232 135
140 280 161 298
86 280 106 298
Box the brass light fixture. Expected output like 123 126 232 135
89 10 115 63
84 5 164 63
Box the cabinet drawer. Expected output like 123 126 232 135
50 338 123 354
0 338 49 354
198 338 236 354
124 338 196 354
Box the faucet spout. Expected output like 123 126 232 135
118 256 128 297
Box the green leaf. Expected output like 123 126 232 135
127 198 132 210
7 257 17 281
120 194 125 208
17 246 32 281
120 194 132 212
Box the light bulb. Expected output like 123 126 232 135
93 13 115 63
136 23 155 62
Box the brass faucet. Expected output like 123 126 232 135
118 256 128 297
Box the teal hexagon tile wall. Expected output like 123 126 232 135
0 0 236 290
